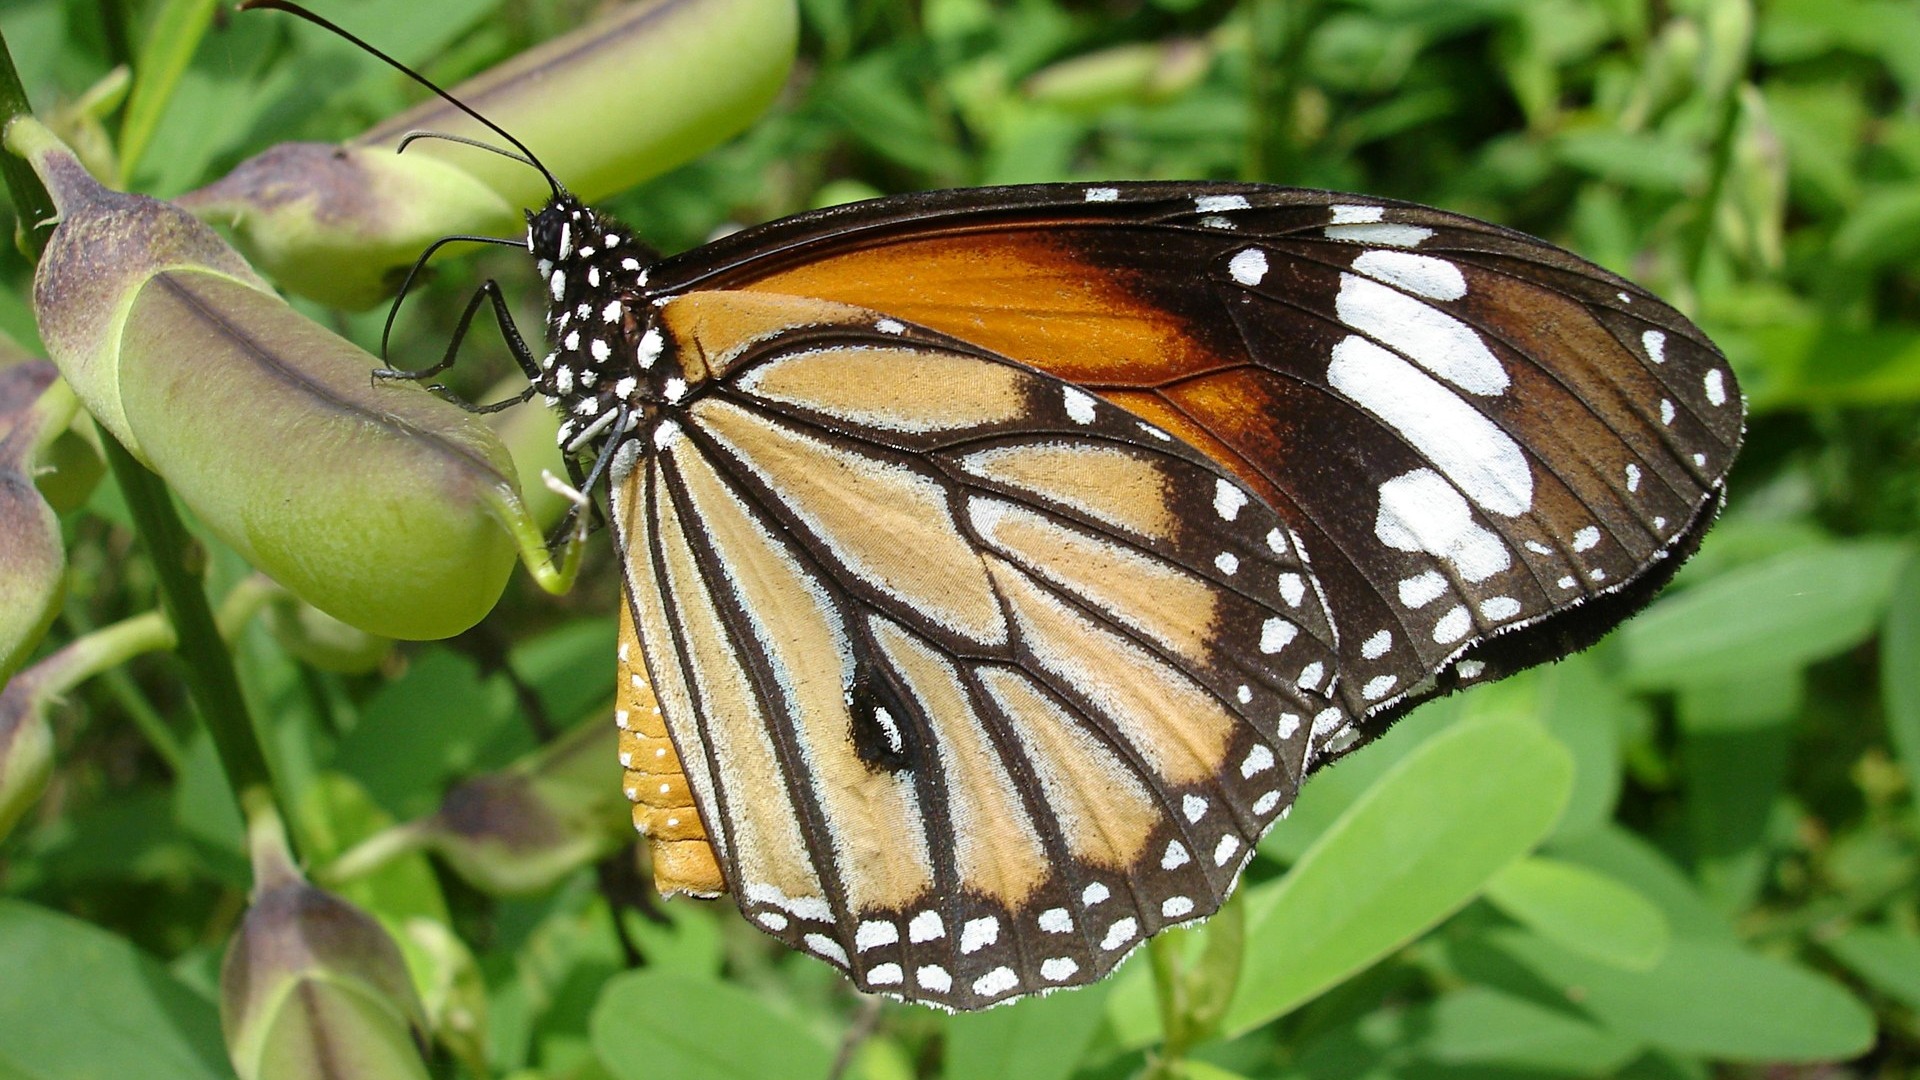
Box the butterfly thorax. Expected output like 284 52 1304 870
525 196 680 455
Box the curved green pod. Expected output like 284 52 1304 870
14 120 537 640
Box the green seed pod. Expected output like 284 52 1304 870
223 794 431 1080
0 361 67 679
15 121 534 640
0 674 55 841
178 144 518 311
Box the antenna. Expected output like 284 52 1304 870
239 0 564 198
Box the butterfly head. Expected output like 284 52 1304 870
524 195 677 457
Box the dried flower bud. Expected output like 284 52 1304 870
0 674 55 841
222 795 431 1080
0 361 67 678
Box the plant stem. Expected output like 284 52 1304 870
0 27 58 258
99 432 283 832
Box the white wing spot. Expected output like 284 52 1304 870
1705 369 1728 406
1693 452 1707 467
1591 567 1609 581
1457 659 1487 679
1196 194 1251 212
974 967 1018 998
1162 896 1196 918
1480 596 1521 621
1214 835 1241 866
1331 204 1384 224
1278 713 1300 739
868 963 903 985
587 267 600 288
1661 399 1677 425
806 934 849 966
1215 552 1240 576
875 318 906 335
590 338 611 362
1362 674 1398 701
1063 387 1097 423
1252 791 1282 815
1361 629 1392 659
757 911 788 931
1242 744 1275 778
1039 908 1072 933
1643 329 1668 364
1572 526 1602 552
856 920 899 951
916 966 952 992
1325 222 1434 246
1083 882 1110 906
1101 918 1138 950
960 916 999 954
1229 248 1269 286
1215 479 1248 521
909 911 945 942
1297 661 1326 690
1352 249 1467 301
1433 605 1472 644
1558 575 1578 589
1261 617 1298 654
1398 570 1448 609
1266 528 1289 554
1199 215 1236 229
1163 841 1191 869
1278 573 1307 607
1041 957 1079 981
1183 794 1209 822
1625 463 1642 492
1084 187 1119 202
1236 684 1252 704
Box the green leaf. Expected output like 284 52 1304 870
1546 827 1736 944
1221 712 1572 1035
944 981 1109 1080
1884 554 1920 828
1821 925 1920 1011
1675 670 1800 914
118 0 219 183
1484 856 1670 970
1418 986 1642 1075
1531 655 1628 837
589 970 834 1080
333 648 518 818
1487 930 1875 1062
0 899 228 1080
1617 540 1914 688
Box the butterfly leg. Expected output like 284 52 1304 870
373 278 545 412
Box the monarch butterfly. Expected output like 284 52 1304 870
255 2 1742 1012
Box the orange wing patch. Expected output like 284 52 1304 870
616 598 724 897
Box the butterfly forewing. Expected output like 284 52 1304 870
610 292 1337 1008
642 183 1744 759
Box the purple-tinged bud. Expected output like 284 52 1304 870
222 794 431 1080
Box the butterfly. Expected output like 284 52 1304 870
249 1 1743 1014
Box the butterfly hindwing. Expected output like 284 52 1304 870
643 183 1744 759
610 291 1340 1008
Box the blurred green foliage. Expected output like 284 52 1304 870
2 0 1919 1077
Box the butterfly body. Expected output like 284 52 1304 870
518 182 1742 1010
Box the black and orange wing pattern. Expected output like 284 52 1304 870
520 182 1741 1009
